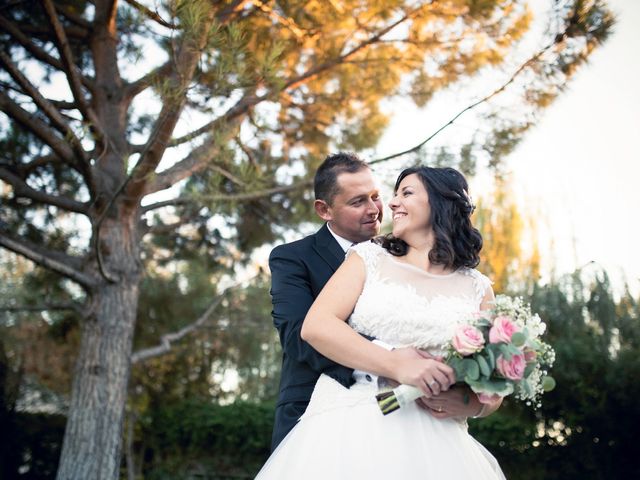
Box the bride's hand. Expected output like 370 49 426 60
390 348 456 397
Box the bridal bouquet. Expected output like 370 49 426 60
376 295 556 415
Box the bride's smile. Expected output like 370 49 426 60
389 173 434 254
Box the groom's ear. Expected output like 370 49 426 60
314 199 332 221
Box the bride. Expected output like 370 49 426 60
255 166 506 479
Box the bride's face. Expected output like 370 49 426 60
388 173 431 240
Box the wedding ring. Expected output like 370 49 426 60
438 407 443 412
428 380 438 387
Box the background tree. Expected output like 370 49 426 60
474 176 541 293
0 0 613 478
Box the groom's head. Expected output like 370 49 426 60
313 152 383 244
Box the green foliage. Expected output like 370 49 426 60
0 252 80 398
132 271 279 403
141 399 274 479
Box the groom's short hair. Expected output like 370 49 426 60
314 152 369 205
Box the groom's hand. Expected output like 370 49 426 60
418 385 486 419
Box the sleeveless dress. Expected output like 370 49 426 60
256 242 506 479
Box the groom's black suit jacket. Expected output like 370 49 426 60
269 223 359 450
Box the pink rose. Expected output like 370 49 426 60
452 325 485 355
496 354 526 381
489 316 519 344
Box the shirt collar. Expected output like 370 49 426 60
326 223 355 253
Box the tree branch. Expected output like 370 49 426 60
281 4 424 92
0 49 87 162
144 117 241 195
251 0 305 39
131 292 226 364
0 13 60 70
56 3 92 30
19 153 66 174
41 0 104 142
168 92 257 147
121 8 218 210
0 302 82 313
123 61 173 102
370 38 560 165
49 99 78 110
215 0 254 25
15 23 90 40
0 166 90 215
0 231 96 290
209 164 247 187
141 179 313 213
145 217 194 235
122 0 177 29
0 90 76 166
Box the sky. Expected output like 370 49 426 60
511 0 640 293
372 0 640 294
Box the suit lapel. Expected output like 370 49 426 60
312 223 345 272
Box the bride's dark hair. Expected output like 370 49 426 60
378 166 482 269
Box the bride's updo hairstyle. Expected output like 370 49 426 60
378 166 482 269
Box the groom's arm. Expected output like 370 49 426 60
270 246 355 386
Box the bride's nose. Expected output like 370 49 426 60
388 194 399 210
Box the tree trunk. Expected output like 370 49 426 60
56 220 140 480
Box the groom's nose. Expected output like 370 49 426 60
366 199 380 215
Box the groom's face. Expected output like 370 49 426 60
316 168 383 244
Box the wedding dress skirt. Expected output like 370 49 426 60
256 242 506 479
255 374 506 479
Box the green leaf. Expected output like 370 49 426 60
447 356 466 381
511 331 526 347
498 344 513 360
485 346 496 370
524 363 536 378
476 354 491 377
508 343 524 356
466 378 514 397
476 317 493 328
461 358 480 381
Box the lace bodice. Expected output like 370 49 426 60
347 241 491 355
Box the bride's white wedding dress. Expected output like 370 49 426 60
256 242 506 479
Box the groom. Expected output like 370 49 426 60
269 152 421 449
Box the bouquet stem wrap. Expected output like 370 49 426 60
376 385 423 415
